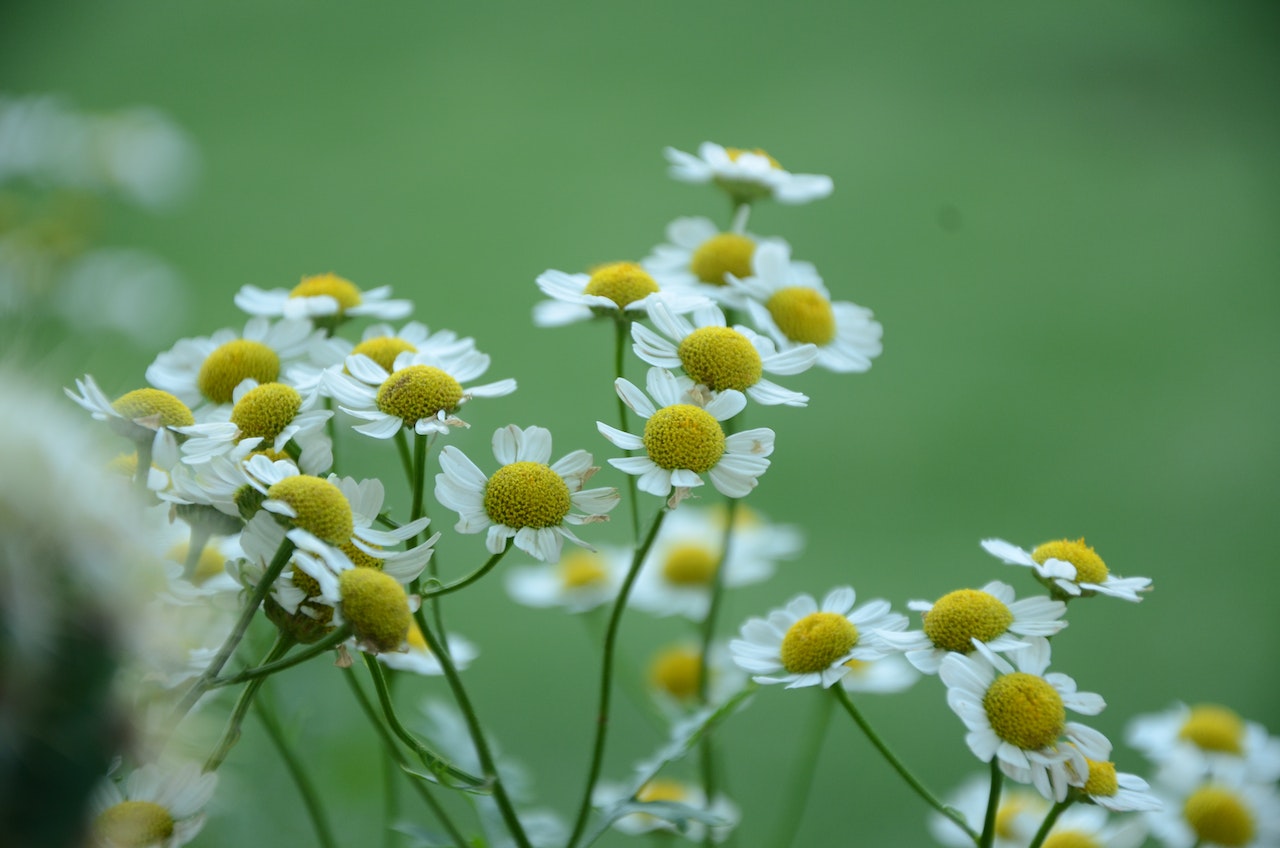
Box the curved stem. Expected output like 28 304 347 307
1026 799 1071 848
254 685 338 848
567 507 670 848
421 548 507 598
979 758 1004 848
210 623 352 689
614 316 641 543
769 691 833 848
832 687 977 841
205 633 293 771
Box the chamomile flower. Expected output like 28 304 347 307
235 272 412 324
838 654 919 695
146 316 321 408
323 347 516 439
90 762 216 848
378 622 478 676
1148 776 1280 848
504 545 628 613
1036 804 1148 848
981 537 1153 602
664 142 833 206
940 637 1110 802
631 301 816 407
646 642 746 710
287 320 476 394
629 504 799 620
593 778 739 842
1066 756 1163 813
598 367 774 502
878 580 1067 674
66 374 195 443
1126 703 1280 784
730 242 882 373
434 424 620 562
929 774 1049 848
533 261 709 327
175 379 331 467
729 586 907 689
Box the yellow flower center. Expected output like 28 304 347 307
198 339 281 404
165 541 226 585
642 405 726 472
677 326 763 392
1042 831 1102 848
1179 704 1246 754
341 539 384 571
483 462 572 529
559 549 608 588
230 382 302 442
1031 538 1109 584
339 568 411 654
291 567 322 599
291 272 363 311
995 797 1037 839
637 778 690 804
649 646 703 700
1082 759 1118 796
351 336 417 373
375 365 464 426
583 261 659 309
922 589 1014 654
726 147 782 169
111 388 195 427
266 475 354 546
689 233 755 286
661 543 720 585
982 672 1065 750
1184 786 1255 847
406 620 429 651
780 612 858 674
94 800 175 848
765 287 836 346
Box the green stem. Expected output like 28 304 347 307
204 633 294 771
769 691 834 848
979 758 1003 848
134 434 153 493
832 687 977 841
614 315 641 543
210 624 352 689
254 685 338 848
695 499 738 832
566 507 670 848
394 429 415 489
182 523 213 581
730 202 751 235
1026 799 1071 848
420 548 507 598
411 431 427 536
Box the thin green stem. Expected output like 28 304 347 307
134 435 153 493
730 202 751 235
254 685 338 848
567 507 670 848
182 523 212 581
769 691 834 848
613 315 641 543
1026 799 1071 848
394 429 415 488
695 500 737 848
411 431 427 535
204 633 293 771
979 759 1004 848
832 687 977 841
420 548 507 598
209 624 352 689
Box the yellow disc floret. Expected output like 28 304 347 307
781 612 858 674
1179 704 1246 754
649 646 703 700
642 405 725 472
637 778 690 804
291 272 362 312
559 549 608 588
583 262 659 309
483 462 572 529
995 797 1039 840
197 339 280 404
165 541 226 585
339 568 411 654
407 620 429 652
230 382 301 442
341 539 383 571
375 365 464 426
765 287 836 346
265 475 353 546
689 233 755 286
351 336 417 373
1032 538 1109 585
661 543 720 585
677 326 763 392
111 388 195 427
1041 832 1102 848
982 672 1065 750
94 800 175 848
726 147 782 169
922 589 1015 654
1184 786 1255 847
1082 759 1118 796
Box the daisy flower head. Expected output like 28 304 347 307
90 762 216 848
981 537 1153 602
66 374 195 444
631 301 816 407
730 241 882 373
939 637 1110 802
146 316 321 408
504 544 628 613
664 142 833 206
286 320 477 395
532 260 710 328
593 777 739 843
174 378 332 468
1035 804 1149 848
378 622 478 676
729 586 908 689
1126 703 1280 785
435 424 620 562
877 580 1067 674
235 272 412 328
646 642 746 709
1148 775 1280 848
598 367 774 503
929 773 1049 848
322 345 516 439
1064 756 1163 813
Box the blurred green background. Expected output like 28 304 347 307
3 1 1278 845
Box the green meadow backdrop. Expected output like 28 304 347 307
3 2 1277 845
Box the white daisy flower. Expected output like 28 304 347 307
1126 703 1280 785
837 654 919 695
940 637 1110 802
729 586 908 689
598 367 774 502
533 261 710 327
90 762 216 848
286 320 477 395
434 424 620 563
593 777 739 842
730 242 882 374
929 773 1049 848
504 544 629 613
323 347 516 439
981 537 1153 602
1148 775 1280 848
646 642 746 710
174 378 331 467
66 375 196 443
234 272 411 324
146 316 321 408
629 504 800 620
664 142 833 206
632 301 816 407
877 580 1067 674
1065 756 1163 813
378 622 478 676
1036 804 1148 848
